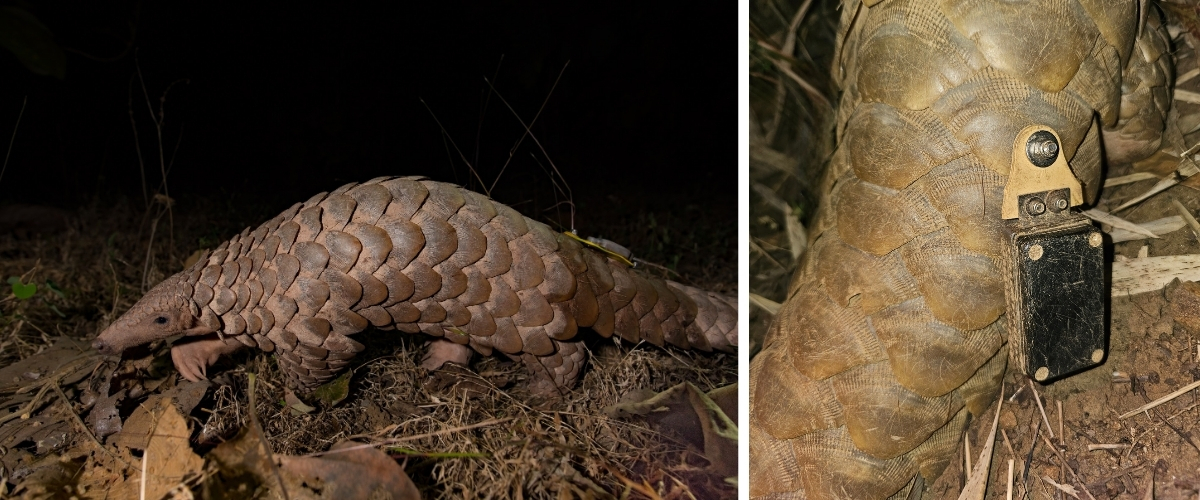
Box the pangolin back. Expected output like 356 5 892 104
155 176 736 390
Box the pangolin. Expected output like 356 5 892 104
749 0 1171 497
91 176 737 394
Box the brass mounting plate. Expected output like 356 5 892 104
1002 126 1083 220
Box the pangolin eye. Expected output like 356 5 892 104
154 316 168 325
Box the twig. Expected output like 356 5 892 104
1087 443 1131 451
1111 142 1200 212
1030 379 1056 439
1023 418 1039 487
749 293 781 316
1038 432 1098 500
1151 407 1200 456
631 257 683 280
483 76 575 231
488 61 568 195
957 384 1004 500
1176 88 1200 105
1119 380 1200 418
1041 476 1081 499
1104 172 1159 188
0 383 52 425
752 39 831 110
136 67 187 253
473 55 505 175
141 211 160 292
1008 383 1026 402
1090 463 1145 487
139 444 148 500
1082 209 1159 239
418 98 490 195
303 417 515 458
781 0 815 56
749 238 786 270
246 374 290 500
1007 459 1014 500
963 433 972 477
129 63 149 207
1057 400 1064 447
0 95 27 188
1172 200 1200 240
1180 67 1200 85
49 383 130 468
528 153 575 231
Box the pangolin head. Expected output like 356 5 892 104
92 275 211 355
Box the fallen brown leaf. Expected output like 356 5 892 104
144 397 204 499
278 441 421 500
603 382 738 477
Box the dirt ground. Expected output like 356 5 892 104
0 184 737 499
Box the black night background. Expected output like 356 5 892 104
0 0 734 260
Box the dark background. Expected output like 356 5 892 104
0 0 734 241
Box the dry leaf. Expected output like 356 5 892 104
144 397 203 500
603 382 738 477
277 441 420 500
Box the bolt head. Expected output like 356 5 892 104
1035 367 1049 381
1026 131 1061 167
1088 232 1103 248
1055 198 1068 210
1028 244 1044 261
1026 198 1046 216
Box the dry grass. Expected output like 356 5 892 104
196 336 735 498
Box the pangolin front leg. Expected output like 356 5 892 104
92 177 737 397
171 334 246 382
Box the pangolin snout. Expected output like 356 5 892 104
92 337 118 356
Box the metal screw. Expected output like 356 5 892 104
1035 367 1049 381
1028 244 1043 261
1055 198 1068 210
1026 130 1061 167
1088 232 1102 248
1026 198 1046 216
1032 140 1058 158
1091 349 1104 363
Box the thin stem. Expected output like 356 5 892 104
0 96 28 189
489 61 569 194
419 98 489 195
483 75 574 230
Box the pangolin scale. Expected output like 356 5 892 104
93 176 737 393
750 0 1171 498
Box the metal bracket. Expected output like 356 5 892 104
1002 127 1084 220
1002 126 1107 382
